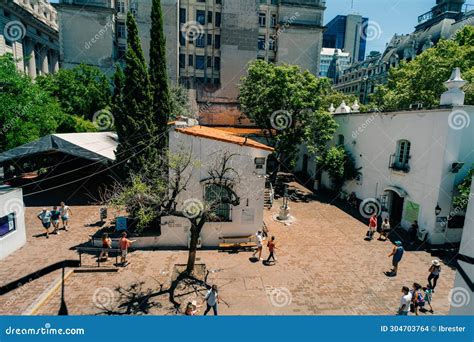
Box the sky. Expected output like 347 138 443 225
324 0 435 53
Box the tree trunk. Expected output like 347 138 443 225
186 224 199 274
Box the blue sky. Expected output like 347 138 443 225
324 0 435 53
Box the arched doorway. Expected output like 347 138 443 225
384 186 407 229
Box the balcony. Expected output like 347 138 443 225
389 154 410 173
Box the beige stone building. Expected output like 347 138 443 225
0 0 59 78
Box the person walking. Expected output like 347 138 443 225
37 208 52 239
428 259 441 291
203 285 219 316
119 232 135 266
50 206 61 235
422 286 434 313
378 218 390 241
366 213 377 240
411 283 425 316
266 236 277 264
397 286 412 315
99 233 112 261
387 241 404 276
252 230 265 260
59 202 72 231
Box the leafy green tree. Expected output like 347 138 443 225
113 12 159 178
36 64 111 120
170 85 193 119
318 146 360 190
452 166 473 211
0 55 69 152
239 61 342 171
149 0 172 150
372 26 474 110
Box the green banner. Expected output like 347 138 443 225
404 200 420 222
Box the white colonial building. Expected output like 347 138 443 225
297 68 474 246
160 119 274 247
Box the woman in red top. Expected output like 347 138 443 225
266 236 277 264
367 214 378 240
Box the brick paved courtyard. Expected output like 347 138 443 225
0 197 457 316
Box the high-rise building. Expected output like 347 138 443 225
0 0 60 78
323 14 368 63
319 47 351 79
55 0 326 123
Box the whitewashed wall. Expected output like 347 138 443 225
0 187 26 260
155 128 271 247
314 106 474 245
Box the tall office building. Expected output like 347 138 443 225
0 0 59 78
323 14 368 63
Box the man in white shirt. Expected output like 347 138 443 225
203 285 219 316
37 208 52 239
398 286 412 315
252 230 265 260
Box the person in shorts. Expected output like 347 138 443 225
119 232 135 266
50 206 61 235
423 286 434 313
378 218 390 241
252 230 265 260
59 202 72 231
37 208 52 239
99 233 112 261
387 241 404 276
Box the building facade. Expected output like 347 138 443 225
0 186 26 260
0 0 59 78
323 14 368 63
333 0 474 104
319 47 351 78
297 70 474 246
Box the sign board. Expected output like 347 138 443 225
403 201 420 222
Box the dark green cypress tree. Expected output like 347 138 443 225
149 0 172 151
114 12 157 178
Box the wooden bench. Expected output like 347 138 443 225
218 235 256 251
76 247 121 267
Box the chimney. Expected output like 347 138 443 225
440 67 467 106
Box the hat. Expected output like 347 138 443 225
432 259 440 266
395 241 402 246
191 300 197 307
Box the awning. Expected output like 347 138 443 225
0 132 118 164
384 185 408 198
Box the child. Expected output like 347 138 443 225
423 286 434 313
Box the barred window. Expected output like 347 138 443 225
205 184 232 222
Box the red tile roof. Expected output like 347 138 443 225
174 125 274 152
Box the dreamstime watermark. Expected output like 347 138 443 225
440 193 473 228
265 12 300 50
352 113 377 139
92 287 115 308
448 109 470 130
448 287 471 308
5 323 85 336
182 198 204 219
5 278 33 307
3 198 25 216
361 20 383 41
84 17 114 50
359 197 382 219
4 21 26 42
181 21 204 42
270 110 292 131
265 286 293 307
92 109 115 131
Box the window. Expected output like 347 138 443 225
179 54 186 68
392 140 411 172
117 45 126 59
259 12 266 27
207 34 212 46
196 10 206 25
207 56 212 68
267 38 275 51
205 184 232 222
214 34 220 49
214 56 220 70
117 23 126 38
179 8 186 24
208 11 213 23
195 34 205 47
258 36 266 50
196 55 205 70
0 213 16 237
337 134 345 146
188 55 194 67
271 13 277 27
117 1 125 13
215 12 221 27
130 1 138 16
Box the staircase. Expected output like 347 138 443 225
264 183 274 209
